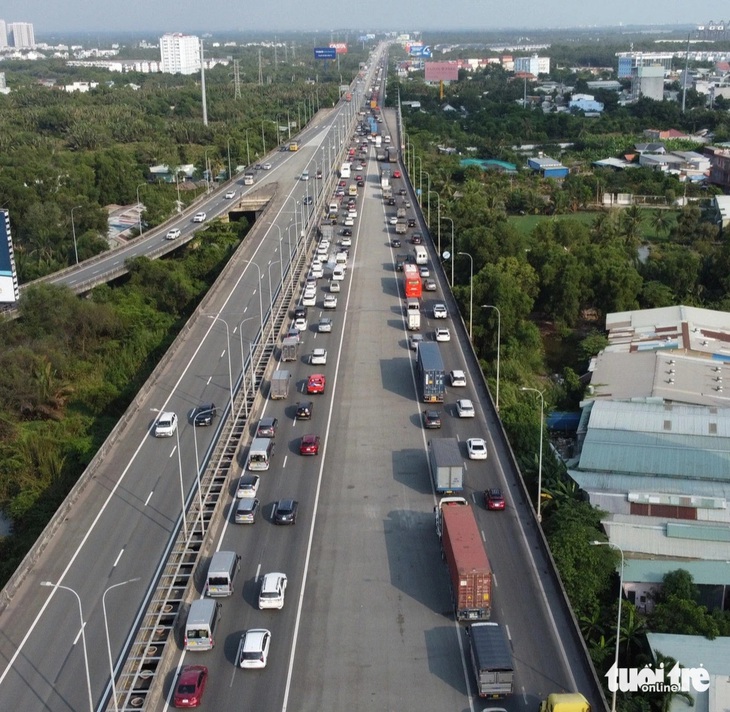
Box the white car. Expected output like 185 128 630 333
318 317 333 333
192 212 206 223
300 171 310 181
467 438 488 460
343 217 354 227
433 304 448 319
310 264 324 279
332 265 345 281
311 348 328 365
153 411 178 437
419 266 430 278
224 190 236 199
258 573 287 610
329 280 341 293
456 399 476 418
388 216 398 225
237 629 271 669
435 327 451 342
302 293 316 307
323 294 337 309
303 285 317 300
340 236 352 247
409 333 424 351
165 228 181 240
347 209 358 218
317 242 330 256
450 369 467 387
294 316 308 331
236 473 261 498
262 162 272 170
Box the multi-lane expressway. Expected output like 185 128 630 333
0 46 603 712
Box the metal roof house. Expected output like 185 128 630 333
527 156 569 178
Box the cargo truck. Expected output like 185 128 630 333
319 223 335 242
428 438 464 493
406 298 421 330
382 186 393 201
466 622 515 697
395 219 407 234
441 502 492 620
540 694 591 712
396 206 406 219
381 175 390 191
417 342 445 403
281 337 299 362
376 150 387 162
434 496 469 538
270 369 291 399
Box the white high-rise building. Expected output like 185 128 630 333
9 22 34 48
0 21 8 48
159 33 200 75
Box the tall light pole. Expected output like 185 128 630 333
421 168 430 208
245 129 251 166
235 316 258 418
103 577 140 712
206 315 234 411
40 581 93 712
458 251 474 340
441 216 455 286
226 138 233 181
267 260 281 340
520 387 544 523
261 121 266 155
428 191 441 254
242 260 264 337
263 223 284 283
191 405 217 534
151 408 188 540
71 204 83 265
591 540 625 712
135 183 146 236
203 150 212 193
481 305 501 411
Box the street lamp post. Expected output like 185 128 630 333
242 260 264 337
421 169 430 209
413 156 422 205
102 578 140 712
191 405 217 534
203 150 211 193
427 190 439 234
520 387 544 523
40 581 93 712
441 217 455 286
261 121 266 155
71 204 83 265
591 540 625 712
226 138 233 181
206 315 234 411
263 224 284 283
457 251 474 340
481 305 501 411
245 129 251 166
135 183 146 236
267 260 281 342
237 316 259 416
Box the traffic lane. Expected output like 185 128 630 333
287 195 470 710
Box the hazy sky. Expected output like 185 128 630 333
1 0 727 35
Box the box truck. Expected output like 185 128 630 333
466 622 515 697
417 342 445 402
429 438 464 493
270 370 291 399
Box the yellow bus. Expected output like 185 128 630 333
289 141 299 152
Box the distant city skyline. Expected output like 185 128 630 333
0 1 727 36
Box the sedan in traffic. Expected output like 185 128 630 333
435 327 451 342
153 411 178 437
467 438 488 460
192 212 206 223
273 499 298 525
310 348 327 365
456 399 476 418
192 403 216 426
237 629 271 668
306 373 326 394
323 294 337 310
165 228 181 240
485 488 506 510
433 304 448 319
318 317 333 333
299 434 321 456
423 409 442 429
172 665 208 708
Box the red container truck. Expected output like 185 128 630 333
441 503 492 621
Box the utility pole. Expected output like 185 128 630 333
200 39 208 126
233 59 241 100
258 49 263 86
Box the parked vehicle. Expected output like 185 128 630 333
417 342 445 402
466 622 515 697
270 370 291 399
429 438 464 493
440 501 492 620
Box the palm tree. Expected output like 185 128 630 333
651 210 673 239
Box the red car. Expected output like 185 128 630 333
299 434 321 455
393 170 401 178
173 665 208 708
306 373 326 394
338 179 347 187
484 488 506 511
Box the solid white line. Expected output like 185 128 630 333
113 549 125 568
144 492 153 506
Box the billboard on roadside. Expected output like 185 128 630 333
329 43 348 54
314 47 337 59
425 61 459 82
408 43 431 58
0 211 19 303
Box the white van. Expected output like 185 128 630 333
184 598 221 651
413 245 428 265
205 550 241 597
247 437 275 471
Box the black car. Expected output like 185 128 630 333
256 416 279 438
273 499 299 525
411 232 423 245
387 197 396 206
341 228 353 237
193 403 217 426
303 196 313 205
407 217 417 228
391 238 402 248
295 401 313 420
422 409 442 429
294 306 308 320
398 188 407 196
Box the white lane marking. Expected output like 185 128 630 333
113 549 125 568
255 564 261 582
144 492 154 506
282 455 288 468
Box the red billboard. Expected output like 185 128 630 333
425 62 459 82
329 43 348 54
